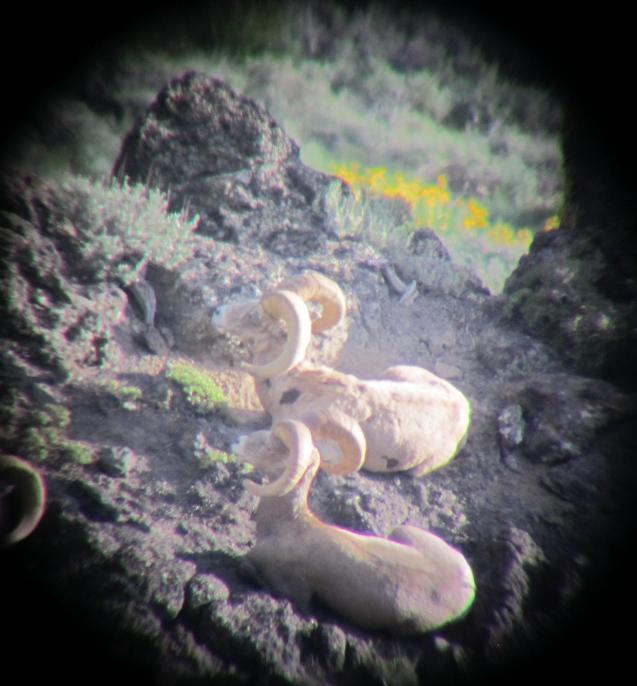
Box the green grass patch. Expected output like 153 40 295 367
59 440 94 465
103 379 143 409
13 2 562 291
167 361 228 414
32 403 71 430
323 164 558 292
193 431 253 473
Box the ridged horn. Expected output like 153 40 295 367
0 455 46 546
242 290 312 379
301 409 366 475
278 271 346 333
244 420 317 497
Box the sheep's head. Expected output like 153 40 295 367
232 408 365 478
0 455 46 546
239 419 319 497
276 271 346 334
300 408 365 475
211 271 346 378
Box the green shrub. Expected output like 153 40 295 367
21 403 76 463
22 427 50 463
17 403 94 465
60 440 94 464
44 403 71 429
61 175 199 285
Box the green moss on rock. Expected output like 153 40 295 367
102 379 143 409
167 361 228 414
60 440 94 465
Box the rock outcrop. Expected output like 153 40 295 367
501 108 637 390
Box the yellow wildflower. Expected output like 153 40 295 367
543 215 560 232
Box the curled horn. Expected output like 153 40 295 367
301 409 366 476
244 420 317 497
0 455 46 546
242 290 312 379
278 271 346 334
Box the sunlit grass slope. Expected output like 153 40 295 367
325 162 559 292
10 1 563 291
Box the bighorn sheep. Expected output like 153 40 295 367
234 407 367 476
0 455 46 546
212 270 347 376
212 271 471 476
233 419 476 634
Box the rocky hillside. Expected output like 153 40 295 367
2 72 636 685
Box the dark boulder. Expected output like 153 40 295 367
113 71 333 250
502 113 637 390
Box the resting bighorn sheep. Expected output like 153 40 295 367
0 455 46 546
212 271 471 476
234 407 367 476
212 270 347 376
233 419 476 634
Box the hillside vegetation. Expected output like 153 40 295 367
10 1 563 291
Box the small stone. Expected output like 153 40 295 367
158 325 175 348
98 446 136 478
141 324 169 355
434 636 451 652
502 452 521 472
412 482 429 509
127 279 157 325
539 511 566 528
305 623 347 673
398 280 418 304
186 574 230 610
497 404 525 448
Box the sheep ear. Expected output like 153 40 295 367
277 271 346 334
301 409 366 475
243 420 317 496
242 290 312 379
0 455 46 546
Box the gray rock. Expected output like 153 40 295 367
504 373 632 465
186 574 230 610
98 446 137 478
113 72 331 250
497 404 525 450
503 217 637 388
